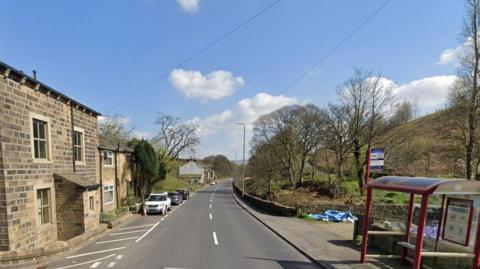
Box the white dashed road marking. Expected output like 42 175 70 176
116 254 123 260
90 262 101 268
209 204 212 209
96 237 138 244
213 232 219 245
66 247 126 259
107 261 117 268
55 254 116 269
209 213 212 220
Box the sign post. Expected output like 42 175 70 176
365 148 384 186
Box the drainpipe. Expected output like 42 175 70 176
70 105 76 172
115 142 119 209
99 148 104 212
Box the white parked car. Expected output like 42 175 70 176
144 192 171 215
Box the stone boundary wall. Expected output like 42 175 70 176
232 184 296 217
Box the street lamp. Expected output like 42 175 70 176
235 122 246 198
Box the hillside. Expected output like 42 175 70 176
377 107 464 178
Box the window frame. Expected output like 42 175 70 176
36 188 51 226
102 150 114 167
73 127 86 165
103 184 114 205
30 113 52 162
89 196 95 211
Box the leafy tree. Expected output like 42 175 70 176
133 140 158 199
203 155 233 177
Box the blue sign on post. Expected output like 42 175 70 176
369 148 384 171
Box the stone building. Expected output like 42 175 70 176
179 161 215 184
98 134 133 212
0 61 101 255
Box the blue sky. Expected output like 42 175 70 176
0 0 463 159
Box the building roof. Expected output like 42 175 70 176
367 176 480 195
0 61 101 116
98 134 133 152
54 172 101 190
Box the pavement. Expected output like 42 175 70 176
33 181 321 269
232 188 410 269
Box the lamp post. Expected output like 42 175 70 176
235 122 246 198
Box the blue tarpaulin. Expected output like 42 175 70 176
308 210 358 223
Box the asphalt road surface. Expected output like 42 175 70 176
45 181 319 269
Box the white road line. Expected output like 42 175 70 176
213 232 219 245
66 247 126 259
135 221 160 243
96 237 138 244
55 254 116 269
209 213 212 220
107 262 116 268
118 224 154 230
116 255 123 260
90 262 101 268
209 204 212 209
110 229 148 236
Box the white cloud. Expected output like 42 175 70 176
385 75 457 112
437 40 469 65
176 0 200 14
169 69 245 102
97 115 130 125
190 93 302 158
131 130 152 139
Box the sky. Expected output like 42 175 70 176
0 0 465 160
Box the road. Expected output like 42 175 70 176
45 181 319 269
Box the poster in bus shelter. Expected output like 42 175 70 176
442 198 474 246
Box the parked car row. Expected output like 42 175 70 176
144 189 190 215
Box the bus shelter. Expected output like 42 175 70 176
360 176 480 269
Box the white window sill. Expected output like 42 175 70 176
75 161 86 166
33 158 52 164
104 201 114 205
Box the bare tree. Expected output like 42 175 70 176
296 105 329 185
99 114 133 144
252 106 300 187
338 68 393 193
389 100 414 126
249 142 282 201
448 0 480 179
326 104 353 197
152 114 200 160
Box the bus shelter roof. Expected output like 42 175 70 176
366 176 480 195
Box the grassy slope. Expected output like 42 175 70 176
152 175 202 193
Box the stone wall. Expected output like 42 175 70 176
0 90 8 251
83 189 100 233
0 74 99 251
55 178 84 241
232 183 296 216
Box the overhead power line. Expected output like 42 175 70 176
106 0 281 114
280 0 392 95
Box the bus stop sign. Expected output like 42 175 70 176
369 148 384 171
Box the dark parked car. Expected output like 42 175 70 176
168 192 183 205
176 189 190 200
